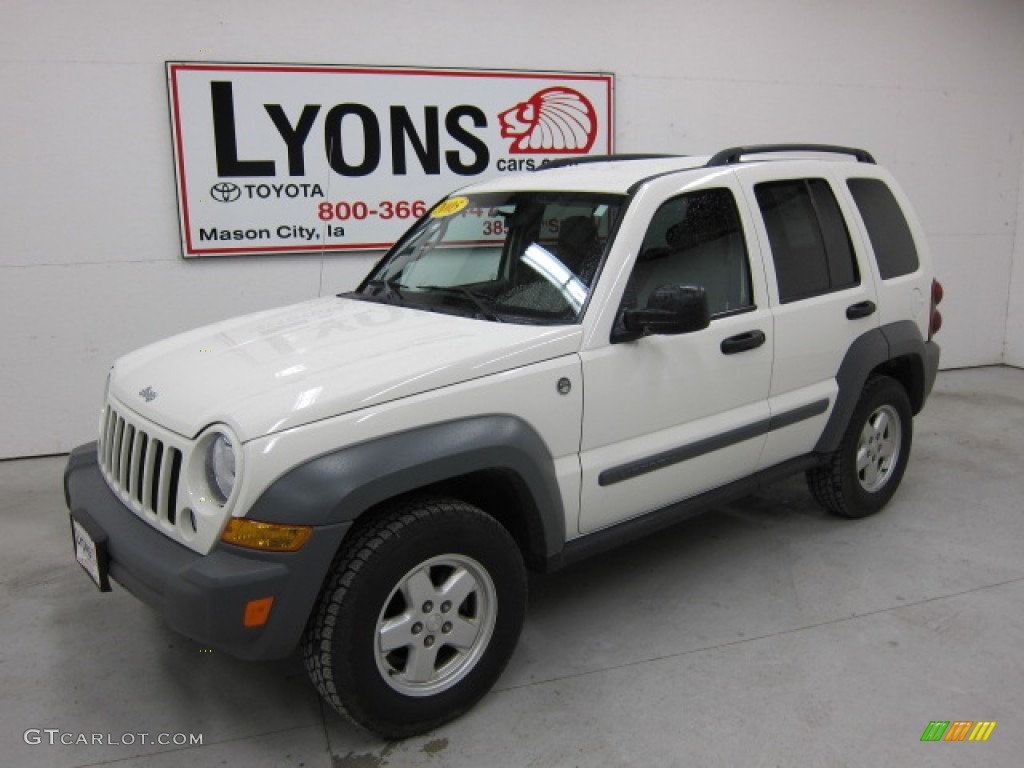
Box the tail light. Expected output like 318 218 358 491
928 279 943 340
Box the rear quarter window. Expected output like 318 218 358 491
847 178 920 279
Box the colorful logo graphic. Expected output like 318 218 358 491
920 721 997 742
498 87 598 155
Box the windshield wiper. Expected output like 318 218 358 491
364 278 406 304
418 285 504 323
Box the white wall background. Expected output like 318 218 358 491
2 0 1023 458
1008 143 1024 366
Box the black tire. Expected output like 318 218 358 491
807 376 913 518
302 497 527 738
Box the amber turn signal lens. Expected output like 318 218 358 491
221 519 312 552
244 597 274 627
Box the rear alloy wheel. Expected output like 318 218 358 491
302 498 526 738
856 403 902 493
807 376 913 518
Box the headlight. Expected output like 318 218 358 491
205 433 236 504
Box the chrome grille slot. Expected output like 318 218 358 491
98 404 184 528
119 423 134 489
132 433 148 505
111 415 125 482
102 408 116 469
149 440 164 515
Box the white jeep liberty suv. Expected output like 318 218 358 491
65 145 943 737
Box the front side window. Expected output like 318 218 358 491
354 191 625 324
755 179 859 303
621 188 753 316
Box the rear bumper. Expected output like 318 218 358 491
64 443 350 660
923 340 941 402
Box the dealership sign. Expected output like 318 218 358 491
167 63 614 257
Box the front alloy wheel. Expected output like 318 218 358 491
303 498 526 738
375 554 497 697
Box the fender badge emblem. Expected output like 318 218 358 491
139 386 158 403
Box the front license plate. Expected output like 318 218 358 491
71 517 111 592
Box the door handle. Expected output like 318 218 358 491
846 300 876 320
720 330 766 355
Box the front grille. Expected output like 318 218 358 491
99 404 184 527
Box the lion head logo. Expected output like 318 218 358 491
498 87 598 155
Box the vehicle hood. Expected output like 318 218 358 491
108 296 583 441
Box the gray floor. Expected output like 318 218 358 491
2 366 1022 767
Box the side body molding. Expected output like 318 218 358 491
247 415 567 560
815 320 939 454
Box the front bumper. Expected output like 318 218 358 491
64 443 351 660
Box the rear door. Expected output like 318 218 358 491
736 165 880 469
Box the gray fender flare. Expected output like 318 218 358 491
815 320 934 454
246 415 566 560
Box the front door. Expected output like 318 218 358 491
578 182 773 534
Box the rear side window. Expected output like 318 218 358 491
847 178 920 279
755 179 859 303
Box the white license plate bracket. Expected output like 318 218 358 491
71 515 111 592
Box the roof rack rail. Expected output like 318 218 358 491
534 154 684 171
706 144 876 167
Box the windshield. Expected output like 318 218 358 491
352 191 626 324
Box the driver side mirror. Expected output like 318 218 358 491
616 284 710 342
